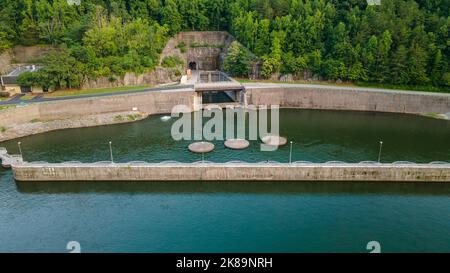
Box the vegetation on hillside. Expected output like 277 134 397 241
0 0 449 90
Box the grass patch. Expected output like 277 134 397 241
236 78 354 86
355 82 450 93
127 114 141 121
0 127 6 133
114 115 124 122
161 56 184 68
20 94 36 100
422 112 443 119
0 105 15 111
176 42 187 53
44 85 151 98
30 118 40 123
237 78 450 93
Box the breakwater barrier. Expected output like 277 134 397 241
1 149 449 182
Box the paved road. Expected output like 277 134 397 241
243 82 450 97
0 84 194 106
1 81 449 107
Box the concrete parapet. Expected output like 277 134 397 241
10 161 450 182
245 85 450 116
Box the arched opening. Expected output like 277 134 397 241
188 61 197 70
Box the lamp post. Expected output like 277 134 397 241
18 142 22 158
378 141 383 163
109 141 114 163
289 141 293 164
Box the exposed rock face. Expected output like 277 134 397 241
82 67 180 89
0 50 13 75
160 31 235 71
0 45 53 74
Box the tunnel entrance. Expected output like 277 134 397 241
188 61 197 70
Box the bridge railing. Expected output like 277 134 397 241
1 146 449 168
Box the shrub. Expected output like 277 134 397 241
161 56 184 68
114 115 124 122
177 42 187 53
127 114 141 121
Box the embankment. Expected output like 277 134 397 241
0 89 196 142
245 85 450 117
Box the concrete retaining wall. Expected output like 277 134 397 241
246 86 450 115
1 85 449 142
0 89 196 141
82 67 181 89
0 90 196 128
160 31 235 70
11 163 450 182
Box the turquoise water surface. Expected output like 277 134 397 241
0 109 449 252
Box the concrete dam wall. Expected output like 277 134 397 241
10 162 450 182
245 85 450 116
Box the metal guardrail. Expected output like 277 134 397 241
13 160 450 167
1 147 450 168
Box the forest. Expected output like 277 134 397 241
0 0 449 90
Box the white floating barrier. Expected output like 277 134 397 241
261 135 288 146
224 139 250 150
188 141 215 153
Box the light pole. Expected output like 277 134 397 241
109 141 114 163
378 141 383 163
18 142 22 158
289 141 293 164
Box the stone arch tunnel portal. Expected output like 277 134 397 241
188 61 197 70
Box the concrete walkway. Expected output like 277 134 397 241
1 80 449 107
0 84 194 106
243 82 450 97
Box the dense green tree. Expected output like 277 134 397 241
430 49 448 85
0 31 11 52
223 41 253 77
254 19 270 56
161 0 182 35
391 45 410 84
0 0 448 88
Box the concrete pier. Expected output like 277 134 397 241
0 147 23 168
6 160 450 182
1 147 449 183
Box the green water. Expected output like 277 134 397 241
0 109 449 252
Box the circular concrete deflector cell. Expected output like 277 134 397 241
261 135 288 146
224 139 250 150
188 141 215 153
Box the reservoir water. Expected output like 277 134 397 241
0 109 449 252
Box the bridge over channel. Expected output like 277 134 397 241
182 70 246 109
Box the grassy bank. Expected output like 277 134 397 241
236 78 355 86
0 105 15 111
237 78 450 93
44 85 152 98
355 82 450 93
20 94 36 100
